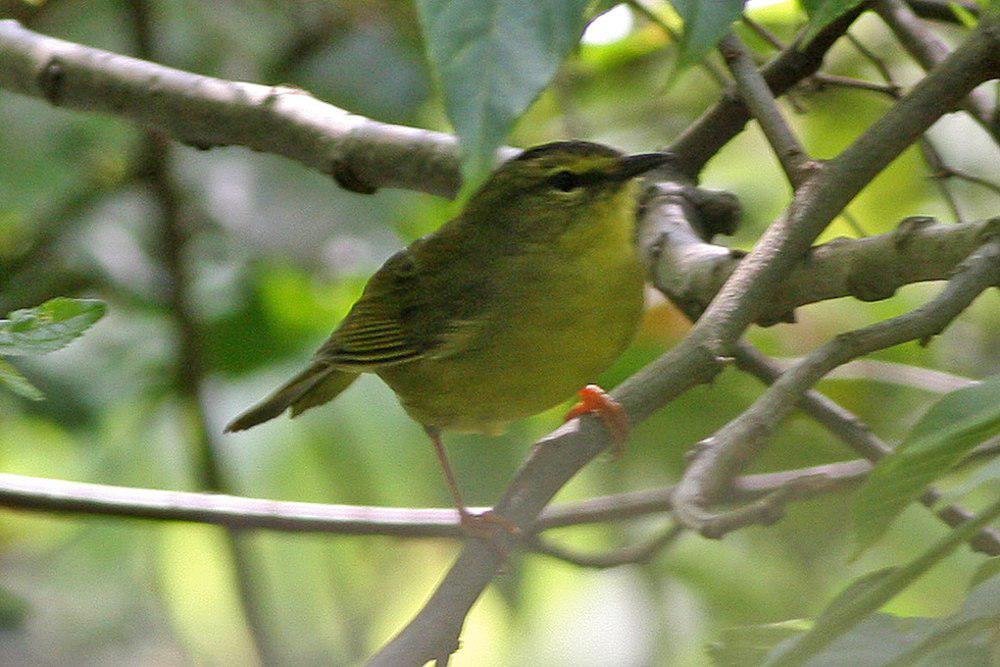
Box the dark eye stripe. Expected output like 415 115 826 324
547 169 603 192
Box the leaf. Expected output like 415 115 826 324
0 297 106 356
853 374 1000 554
768 614 934 667
415 0 592 182
948 1 979 27
797 0 866 47
669 0 746 68
708 620 810 666
0 358 44 401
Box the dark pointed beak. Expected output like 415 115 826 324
614 152 673 180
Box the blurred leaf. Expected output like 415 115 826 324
0 585 29 629
708 620 810 666
768 498 1000 665
969 557 1000 589
949 2 979 27
414 0 591 181
669 0 746 68
0 297 106 356
797 0 865 46
0 358 43 401
853 375 1000 554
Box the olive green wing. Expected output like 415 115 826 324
315 244 484 369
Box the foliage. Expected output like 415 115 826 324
0 298 106 400
854 375 1000 553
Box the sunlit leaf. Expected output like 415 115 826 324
415 0 591 182
0 297 106 356
797 0 866 46
853 374 1000 554
0 358 44 400
670 0 746 68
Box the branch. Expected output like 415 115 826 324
0 457 898 535
672 236 1000 537
646 198 995 325
529 524 684 569
0 20 479 198
876 0 999 142
718 32 812 187
373 18 1000 666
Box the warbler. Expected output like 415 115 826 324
226 140 669 535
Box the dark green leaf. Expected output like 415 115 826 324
0 586 29 629
853 374 1000 554
670 0 746 68
415 0 591 181
798 0 866 46
0 297 106 356
0 358 44 401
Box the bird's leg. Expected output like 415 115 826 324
425 427 520 541
564 384 630 458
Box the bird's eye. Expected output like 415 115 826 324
549 170 581 192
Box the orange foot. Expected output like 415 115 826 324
564 384 630 458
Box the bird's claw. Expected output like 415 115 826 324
564 384 630 459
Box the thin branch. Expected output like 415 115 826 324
373 19 1000 666
672 237 1000 538
806 358 976 393
734 345 1000 556
529 524 684 569
0 459 879 537
718 32 813 187
624 0 732 88
876 0 999 142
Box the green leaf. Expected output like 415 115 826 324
0 358 44 401
708 620 810 667
853 374 1000 554
0 586 29 629
669 0 746 68
0 297 106 356
415 0 592 182
797 0 866 46
949 1 979 27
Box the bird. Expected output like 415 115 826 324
225 140 670 537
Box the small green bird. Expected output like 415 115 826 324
226 141 669 535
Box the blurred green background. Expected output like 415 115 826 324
0 0 998 664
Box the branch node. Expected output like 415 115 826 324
893 215 937 250
329 159 378 194
38 57 65 106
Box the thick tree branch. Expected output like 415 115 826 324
0 20 476 198
673 237 1000 537
646 190 995 325
373 18 1000 666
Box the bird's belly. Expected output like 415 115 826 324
380 267 643 433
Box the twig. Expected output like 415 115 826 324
842 32 966 221
373 19 1000 665
668 6 867 177
876 0 999 142
808 358 976 393
718 32 813 187
0 459 884 537
672 237 1000 538
624 0 731 88
529 524 684 569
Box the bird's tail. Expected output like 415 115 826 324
224 362 358 432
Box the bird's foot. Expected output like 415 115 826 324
564 384 630 459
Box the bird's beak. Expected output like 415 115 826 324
614 152 673 180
